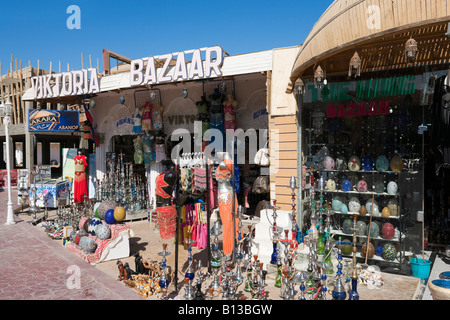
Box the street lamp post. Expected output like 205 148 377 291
1 97 16 225
294 78 304 236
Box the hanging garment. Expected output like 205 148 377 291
196 203 208 250
142 134 155 167
152 104 164 131
192 167 207 194
223 103 237 130
132 111 143 134
155 143 167 162
73 154 88 203
142 102 153 131
146 162 163 208
133 136 144 164
156 205 177 240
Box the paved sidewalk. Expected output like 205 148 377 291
0 186 143 300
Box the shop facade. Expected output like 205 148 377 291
288 0 450 273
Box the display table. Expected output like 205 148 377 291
65 223 134 265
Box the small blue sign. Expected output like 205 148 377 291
28 109 80 132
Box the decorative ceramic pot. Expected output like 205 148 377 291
381 222 395 240
342 219 353 234
88 218 102 235
382 243 397 261
348 156 361 171
375 155 389 172
387 181 398 195
95 223 111 240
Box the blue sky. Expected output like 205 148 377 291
0 0 332 73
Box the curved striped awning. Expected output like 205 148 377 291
290 0 450 84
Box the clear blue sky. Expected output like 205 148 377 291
0 0 332 73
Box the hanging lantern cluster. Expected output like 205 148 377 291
348 51 362 77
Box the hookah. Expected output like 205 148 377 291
184 236 197 300
278 230 294 299
234 205 245 283
210 220 222 291
157 243 171 300
193 261 208 300
289 176 299 250
331 237 347 300
244 225 255 293
348 213 360 300
251 261 267 300
294 269 308 300
269 199 282 266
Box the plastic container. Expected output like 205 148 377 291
410 258 432 279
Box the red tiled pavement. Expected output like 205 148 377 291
0 186 143 300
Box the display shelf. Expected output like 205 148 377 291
317 189 399 197
333 210 400 220
330 228 405 242
341 251 413 263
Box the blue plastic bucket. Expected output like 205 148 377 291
410 258 432 279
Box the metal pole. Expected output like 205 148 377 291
4 99 15 225
296 87 303 236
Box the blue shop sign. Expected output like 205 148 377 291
28 109 80 132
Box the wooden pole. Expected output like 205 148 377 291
81 53 84 69
19 60 24 124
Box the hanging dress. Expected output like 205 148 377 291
73 154 88 203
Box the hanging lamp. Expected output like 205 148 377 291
405 36 418 63
348 51 362 77
314 65 325 88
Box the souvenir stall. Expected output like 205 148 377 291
287 0 450 284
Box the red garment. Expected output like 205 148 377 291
73 154 88 202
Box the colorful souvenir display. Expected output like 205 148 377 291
382 243 397 261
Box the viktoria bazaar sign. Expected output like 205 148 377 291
30 68 100 99
130 46 224 86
